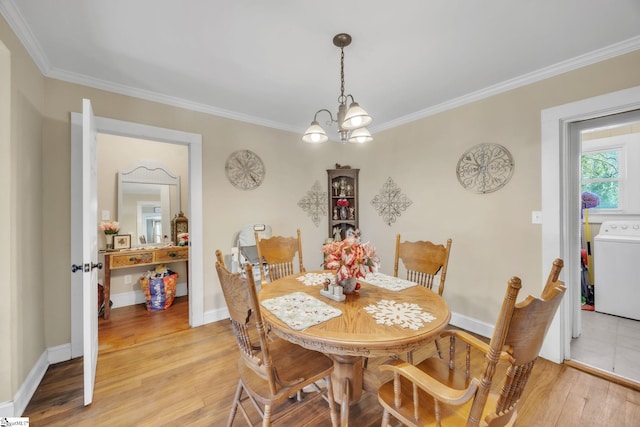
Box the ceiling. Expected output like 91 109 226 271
2 1 640 140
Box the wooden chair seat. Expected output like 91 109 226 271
378 366 501 426
378 258 566 427
236 338 333 406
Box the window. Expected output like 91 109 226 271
581 148 622 210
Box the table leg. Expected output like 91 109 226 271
328 354 363 405
341 377 350 427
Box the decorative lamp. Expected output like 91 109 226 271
171 211 188 246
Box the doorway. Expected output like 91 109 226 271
97 134 189 309
569 111 640 383
70 114 203 359
540 85 640 368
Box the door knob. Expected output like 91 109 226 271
72 263 103 272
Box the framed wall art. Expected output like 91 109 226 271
113 234 132 250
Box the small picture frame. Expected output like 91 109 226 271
113 234 131 250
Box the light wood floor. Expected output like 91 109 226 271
24 296 640 426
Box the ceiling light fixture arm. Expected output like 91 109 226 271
313 108 337 127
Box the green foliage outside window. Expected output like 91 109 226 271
581 150 619 209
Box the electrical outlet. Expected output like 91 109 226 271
124 275 132 285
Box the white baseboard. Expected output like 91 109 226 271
110 281 188 309
0 350 49 417
203 306 229 325
47 343 72 364
449 311 494 339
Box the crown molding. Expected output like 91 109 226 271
374 36 640 133
3 1 639 135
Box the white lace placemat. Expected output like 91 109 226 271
364 299 435 330
362 272 418 291
296 272 336 286
261 291 342 331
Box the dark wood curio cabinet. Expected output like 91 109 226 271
327 168 359 240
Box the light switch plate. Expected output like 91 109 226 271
531 211 543 224
101 210 110 220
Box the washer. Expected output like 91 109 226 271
594 221 640 320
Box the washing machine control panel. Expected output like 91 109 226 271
599 221 640 236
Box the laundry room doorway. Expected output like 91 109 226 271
568 109 640 385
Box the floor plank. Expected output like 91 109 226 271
23 296 640 426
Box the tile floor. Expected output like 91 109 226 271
570 309 640 382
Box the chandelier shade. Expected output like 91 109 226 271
302 33 373 144
347 127 373 144
302 120 329 144
342 102 372 130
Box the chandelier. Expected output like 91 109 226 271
302 33 373 144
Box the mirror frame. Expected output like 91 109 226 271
117 161 181 244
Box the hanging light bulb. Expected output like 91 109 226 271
343 102 372 130
348 127 373 144
302 120 329 144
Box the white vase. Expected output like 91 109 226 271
105 234 115 250
339 277 358 294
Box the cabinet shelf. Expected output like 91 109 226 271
327 168 359 240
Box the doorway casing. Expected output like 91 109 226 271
70 115 203 358
540 85 640 363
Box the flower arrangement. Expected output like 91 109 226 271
99 220 120 235
322 230 379 284
177 232 189 246
337 198 349 207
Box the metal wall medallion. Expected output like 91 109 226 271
225 149 265 190
370 177 413 226
456 143 514 194
297 181 327 227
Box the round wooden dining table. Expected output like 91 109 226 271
258 270 451 414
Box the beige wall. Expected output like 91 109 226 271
0 16 45 403
3 10 640 411
42 51 640 336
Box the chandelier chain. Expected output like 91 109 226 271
339 47 346 103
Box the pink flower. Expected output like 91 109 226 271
99 220 120 234
322 233 379 282
337 198 349 207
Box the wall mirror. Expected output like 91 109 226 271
117 161 180 245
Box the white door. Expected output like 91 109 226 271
70 99 100 405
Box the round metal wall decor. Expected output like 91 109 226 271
456 143 514 194
225 149 265 190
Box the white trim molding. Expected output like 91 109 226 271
541 85 640 363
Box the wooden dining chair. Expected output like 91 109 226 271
215 259 338 427
394 235 452 296
393 235 452 363
378 258 565 427
215 248 226 268
255 228 305 286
